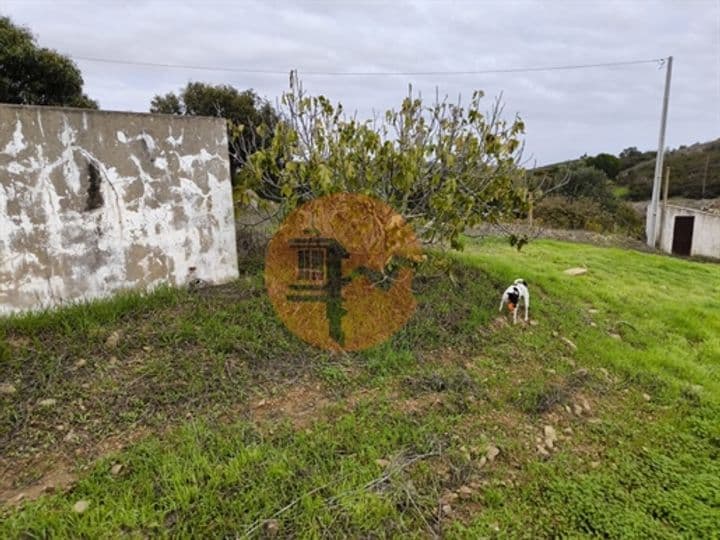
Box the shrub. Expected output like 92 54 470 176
535 196 643 236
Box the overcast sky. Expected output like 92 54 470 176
3 0 719 164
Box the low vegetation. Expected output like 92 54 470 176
537 139 720 205
1 239 718 537
534 195 643 236
618 139 720 200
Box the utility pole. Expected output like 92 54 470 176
658 166 670 249
702 153 710 199
648 56 673 248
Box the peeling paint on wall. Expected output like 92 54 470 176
0 104 239 315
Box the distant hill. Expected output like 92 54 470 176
535 138 720 201
617 139 720 200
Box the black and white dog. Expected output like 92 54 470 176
499 279 530 324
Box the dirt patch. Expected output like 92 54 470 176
0 467 77 507
0 425 151 506
397 392 445 414
250 383 332 429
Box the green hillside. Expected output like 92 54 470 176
617 139 720 200
535 138 720 201
1 240 719 537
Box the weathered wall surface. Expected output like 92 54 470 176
0 104 238 315
652 204 720 259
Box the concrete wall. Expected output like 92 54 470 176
0 104 238 315
652 204 720 259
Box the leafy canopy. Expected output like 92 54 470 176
236 74 527 248
150 82 277 177
585 152 621 179
0 16 97 108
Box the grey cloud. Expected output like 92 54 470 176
3 0 719 164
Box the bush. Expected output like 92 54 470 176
535 196 643 236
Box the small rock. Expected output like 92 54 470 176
375 458 391 468
109 355 119 366
580 397 592 413
1 383 17 395
142 345 153 352
561 337 577 351
536 444 550 457
590 461 601 469
105 331 121 349
74 358 87 368
642 393 651 402
588 308 599 314
589 322 597 327
478 456 487 468
551 330 559 337
264 519 279 536
111 463 123 475
529 320 539 326
458 485 473 499
564 405 572 414
563 427 573 435
38 398 56 408
543 424 557 438
609 333 622 341
188 277 209 291
564 267 588 276
486 445 500 462
442 503 453 515
543 425 557 449
72 500 90 514
64 429 80 443
573 403 584 416
491 316 509 329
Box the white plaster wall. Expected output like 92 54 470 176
0 104 238 315
690 212 720 258
653 204 720 259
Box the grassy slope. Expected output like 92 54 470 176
536 139 720 201
617 140 720 200
1 240 718 537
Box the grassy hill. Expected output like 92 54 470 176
536 138 720 201
1 240 719 537
618 139 720 200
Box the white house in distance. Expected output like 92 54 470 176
647 200 720 259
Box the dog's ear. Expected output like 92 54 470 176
521 280 528 286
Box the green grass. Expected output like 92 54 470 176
612 185 630 199
1 239 719 537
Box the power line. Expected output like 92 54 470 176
71 55 664 76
